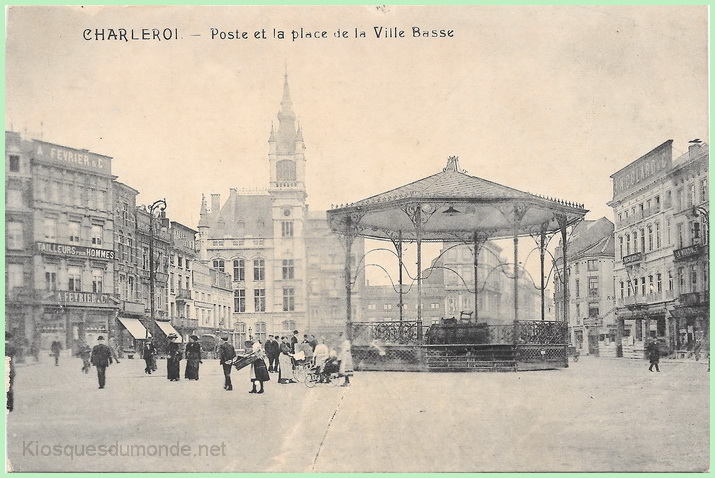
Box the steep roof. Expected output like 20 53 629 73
566 217 615 259
203 190 273 239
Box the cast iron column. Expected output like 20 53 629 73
473 232 479 323
540 227 546 321
559 216 569 366
513 232 519 323
397 230 404 322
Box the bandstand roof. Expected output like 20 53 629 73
327 157 588 242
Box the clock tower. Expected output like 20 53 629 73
268 70 307 329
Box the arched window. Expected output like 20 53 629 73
276 160 296 181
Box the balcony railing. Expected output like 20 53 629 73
175 289 192 300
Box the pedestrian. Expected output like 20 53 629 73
249 340 270 394
184 335 202 380
167 334 182 381
108 337 121 364
309 334 318 352
300 335 314 363
290 330 300 354
218 336 236 391
337 331 354 387
6 333 16 412
78 341 92 374
90 336 113 389
278 336 296 384
264 335 280 372
648 337 660 372
313 337 330 374
142 339 157 374
693 339 703 361
50 337 63 366
29 340 39 362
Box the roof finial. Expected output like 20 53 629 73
443 156 462 173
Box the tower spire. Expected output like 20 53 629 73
276 67 297 154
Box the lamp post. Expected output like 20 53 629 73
147 199 167 343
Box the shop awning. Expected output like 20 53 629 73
118 317 151 339
156 320 182 342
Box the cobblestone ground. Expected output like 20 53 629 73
5 354 709 473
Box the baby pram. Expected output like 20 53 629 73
304 357 341 387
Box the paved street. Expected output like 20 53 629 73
5 354 709 473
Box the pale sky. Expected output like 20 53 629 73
5 5 710 284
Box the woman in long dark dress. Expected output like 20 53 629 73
249 341 270 394
184 335 202 380
167 335 182 381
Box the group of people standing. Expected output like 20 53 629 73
216 329 354 393
263 330 353 387
143 334 204 382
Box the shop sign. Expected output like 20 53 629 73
673 245 702 261
33 140 112 174
679 292 702 307
37 242 115 260
54 291 114 306
611 140 672 200
623 252 643 265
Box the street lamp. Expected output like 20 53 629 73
692 205 709 228
147 199 167 343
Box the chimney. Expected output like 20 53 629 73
211 194 221 213
689 143 701 158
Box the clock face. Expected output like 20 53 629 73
283 208 291 217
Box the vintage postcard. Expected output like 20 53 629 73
4 5 709 473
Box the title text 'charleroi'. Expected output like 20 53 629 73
81 26 455 42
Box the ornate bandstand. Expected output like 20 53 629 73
327 157 588 372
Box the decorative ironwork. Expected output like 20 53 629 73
352 320 423 345
496 202 530 229
514 320 566 345
515 345 567 364
488 325 514 344
402 203 437 230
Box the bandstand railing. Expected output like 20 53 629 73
350 319 568 372
353 320 423 345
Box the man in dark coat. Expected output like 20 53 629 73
218 336 236 391
647 338 661 372
290 330 299 354
50 338 63 366
142 339 157 374
90 336 113 389
6 333 16 412
264 335 280 372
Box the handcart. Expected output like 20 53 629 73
232 352 259 371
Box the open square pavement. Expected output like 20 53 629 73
5 353 709 473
